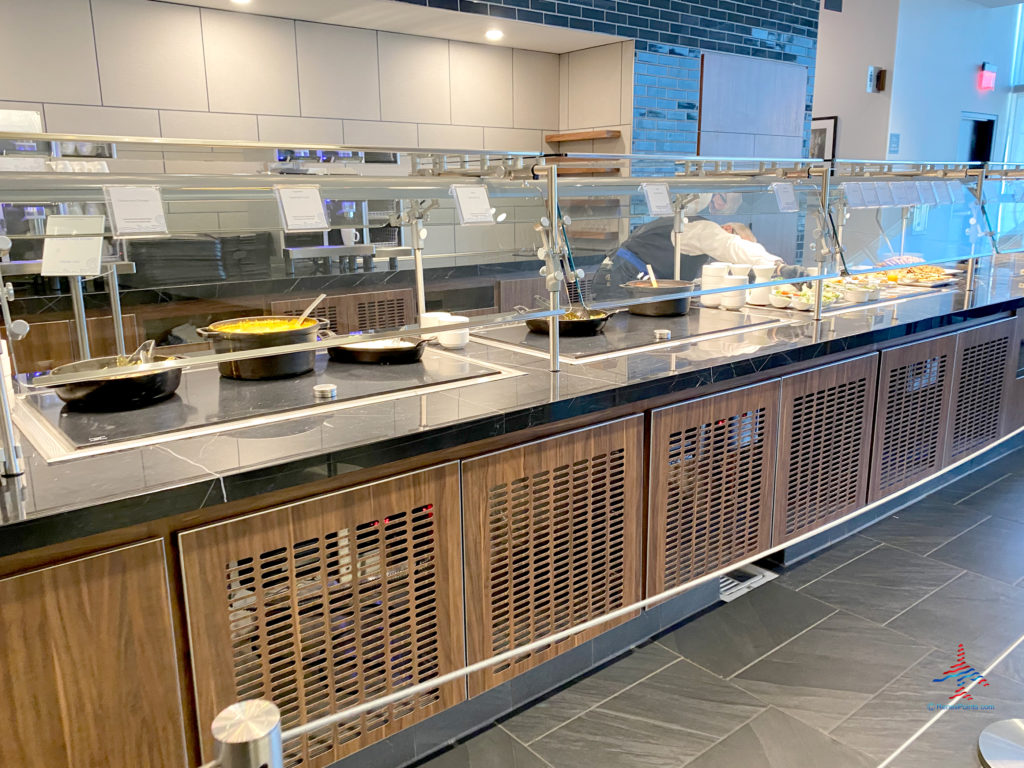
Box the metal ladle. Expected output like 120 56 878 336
119 338 155 366
296 293 327 325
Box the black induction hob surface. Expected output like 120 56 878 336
24 349 497 448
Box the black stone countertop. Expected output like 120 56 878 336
2 256 1023 558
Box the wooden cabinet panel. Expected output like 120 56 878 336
272 289 413 334
870 335 956 500
462 417 644 696
0 540 187 768
1008 311 1024 432
4 313 139 373
947 318 1017 462
498 276 546 313
648 381 779 594
774 355 878 545
180 464 464 766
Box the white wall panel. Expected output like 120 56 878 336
0 0 100 105
483 127 544 152
378 33 451 124
513 49 560 130
257 115 343 144
44 104 160 137
343 119 418 147
567 43 622 129
92 0 208 112
201 9 300 116
450 42 513 127
159 111 258 141
418 123 483 149
296 22 380 120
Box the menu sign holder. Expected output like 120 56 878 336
103 185 168 236
274 185 329 232
771 182 799 213
641 183 674 216
41 215 106 277
450 184 495 225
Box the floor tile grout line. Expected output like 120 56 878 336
727 608 840 680
954 471 1012 505
921 514 992 557
826 643 938 738
498 724 557 768
882 570 966 627
523 655 684 745
793 542 885 592
653 638 683 659
588 707 740 741
677 705 768 767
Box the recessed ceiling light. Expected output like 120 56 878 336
230 0 252 5
485 29 504 41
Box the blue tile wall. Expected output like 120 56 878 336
394 0 820 167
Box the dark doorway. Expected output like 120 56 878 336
957 113 997 162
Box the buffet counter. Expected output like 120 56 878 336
2 260 1023 768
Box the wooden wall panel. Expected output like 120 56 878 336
5 313 139 373
0 540 187 768
870 335 957 500
774 355 878 545
648 381 779 595
180 463 465 766
462 416 644 696
947 318 1017 462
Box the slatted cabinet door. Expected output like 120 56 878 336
870 334 957 500
648 381 779 595
1009 311 1024 432
0 540 187 768
774 355 878 545
947 318 1016 462
180 463 465 767
272 289 414 334
462 416 644 696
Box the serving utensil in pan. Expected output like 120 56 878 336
197 316 327 380
323 330 426 365
50 353 182 410
525 309 611 336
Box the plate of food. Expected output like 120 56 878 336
892 264 956 287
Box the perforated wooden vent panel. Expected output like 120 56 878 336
871 337 955 499
949 321 1012 460
272 299 341 332
774 356 877 545
181 465 465 766
648 383 778 594
462 417 643 696
356 296 408 331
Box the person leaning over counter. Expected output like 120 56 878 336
592 193 807 300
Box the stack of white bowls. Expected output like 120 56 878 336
700 262 731 307
720 274 749 310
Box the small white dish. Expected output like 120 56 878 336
789 298 812 311
769 293 791 308
437 315 469 349
729 263 753 276
845 286 870 303
420 311 452 341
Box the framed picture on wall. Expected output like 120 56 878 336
810 116 838 160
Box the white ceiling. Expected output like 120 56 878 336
162 0 623 53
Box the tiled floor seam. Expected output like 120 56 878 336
953 471 1013 505
792 543 886 591
589 707 740 741
676 707 768 767
652 639 684 659
522 656 685 745
725 608 840 680
497 724 557 768
881 570 965 627
921 514 993 557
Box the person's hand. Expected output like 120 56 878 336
776 264 808 280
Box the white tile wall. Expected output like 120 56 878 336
450 43 513 127
92 0 208 112
1 0 100 105
201 9 300 116
378 33 451 125
417 124 484 149
343 119 418 147
296 22 380 121
483 127 544 152
44 104 161 137
159 111 259 141
513 50 560 130
567 43 623 129
257 115 344 144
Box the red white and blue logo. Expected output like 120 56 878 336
933 643 989 701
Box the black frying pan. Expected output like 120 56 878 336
526 310 610 336
50 354 182 411
323 330 426 364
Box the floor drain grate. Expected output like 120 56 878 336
719 564 778 602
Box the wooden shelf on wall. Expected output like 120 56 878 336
545 129 622 143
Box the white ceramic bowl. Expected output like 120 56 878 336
437 315 469 349
789 298 812 311
867 287 882 301
845 286 870 303
420 311 452 341
729 263 753 276
769 293 791 308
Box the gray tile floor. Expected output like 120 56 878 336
415 448 1024 768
